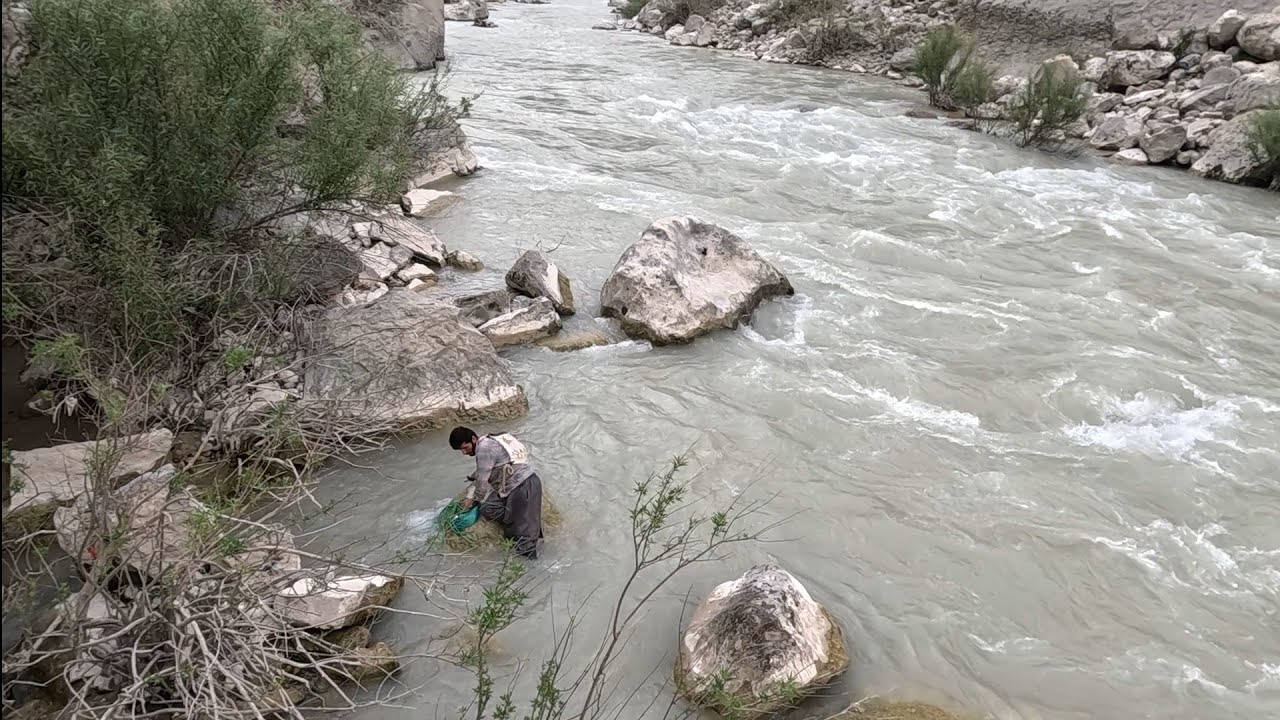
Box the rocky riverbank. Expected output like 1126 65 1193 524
606 1 1280 190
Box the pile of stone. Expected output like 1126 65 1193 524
978 9 1278 186
617 0 956 74
6 457 403 711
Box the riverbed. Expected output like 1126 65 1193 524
327 2 1280 718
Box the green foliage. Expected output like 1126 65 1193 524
459 455 766 720
1003 63 1087 150
2 0 469 370
616 0 647 19
766 0 869 63
1171 27 1196 58
30 335 88 378
681 670 806 720
952 55 995 110
1246 108 1280 187
222 345 254 371
914 24 990 111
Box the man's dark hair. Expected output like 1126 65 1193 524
449 426 477 450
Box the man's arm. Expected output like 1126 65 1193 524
468 439 499 502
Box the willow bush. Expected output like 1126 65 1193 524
914 24 992 111
1002 62 1086 151
1 0 468 369
1247 108 1280 189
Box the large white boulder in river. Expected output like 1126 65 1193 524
599 217 793 345
303 290 527 430
676 565 848 714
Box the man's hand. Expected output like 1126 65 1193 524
459 498 476 510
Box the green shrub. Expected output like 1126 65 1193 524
952 55 996 110
1003 62 1087 150
618 0 648 20
914 24 990 111
1246 108 1280 188
766 0 869 62
2 0 467 369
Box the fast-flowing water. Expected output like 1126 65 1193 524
327 3 1280 718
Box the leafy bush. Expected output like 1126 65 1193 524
1246 108 1280 188
766 0 870 62
2 0 468 369
618 0 648 19
952 55 996 110
914 24 991 111
1003 62 1087 150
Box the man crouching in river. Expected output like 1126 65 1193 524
450 426 544 559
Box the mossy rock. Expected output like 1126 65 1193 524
834 698 971 720
441 488 562 553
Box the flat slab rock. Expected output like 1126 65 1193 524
479 297 562 347
5 429 173 530
600 217 793 345
677 564 848 713
277 573 404 630
303 289 527 430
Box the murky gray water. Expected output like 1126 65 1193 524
327 3 1280 718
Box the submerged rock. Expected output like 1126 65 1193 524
676 565 848 714
303 290 527 430
599 217 793 345
448 249 485 271
536 325 612 352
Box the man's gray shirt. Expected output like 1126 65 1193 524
469 435 535 501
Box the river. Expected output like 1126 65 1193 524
326 2 1280 718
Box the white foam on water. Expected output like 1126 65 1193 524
405 498 452 540
738 294 812 348
1072 262 1101 274
1090 519 1275 597
1244 662 1280 691
968 634 1047 654
1180 664 1231 695
864 385 982 430
1061 391 1239 465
